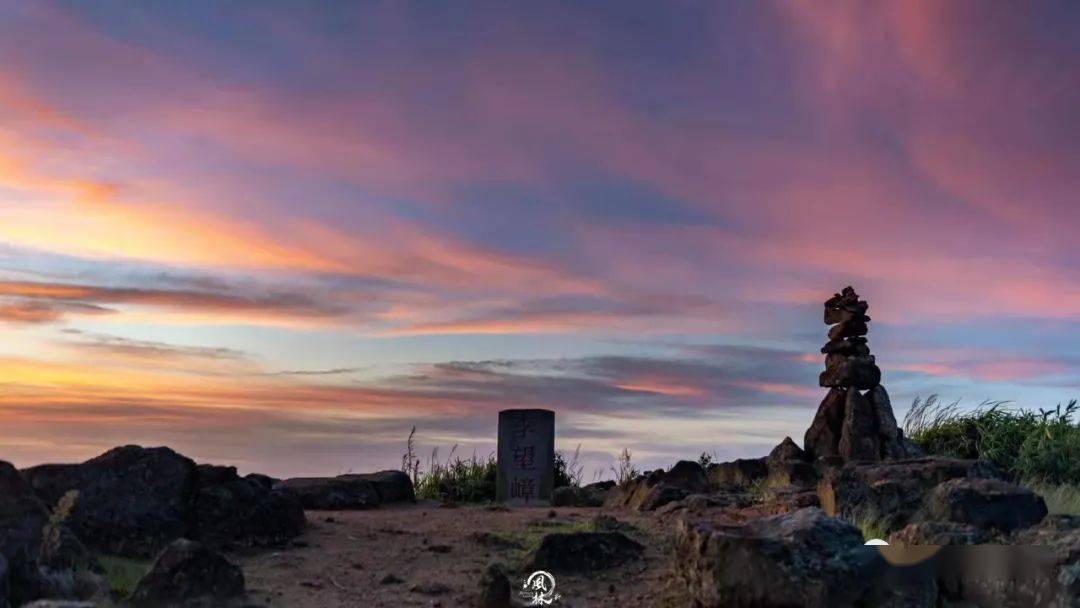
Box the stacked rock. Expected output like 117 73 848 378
804 287 914 463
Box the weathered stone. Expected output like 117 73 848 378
193 465 305 548
764 460 819 488
526 532 643 573
821 338 870 356
839 388 881 462
0 553 8 608
922 478 1047 533
273 476 380 510
888 521 991 545
664 461 708 493
128 538 244 608
496 409 555 505
476 563 511 608
767 437 807 465
604 462 706 511
23 447 198 558
804 388 846 460
1 461 49 607
818 458 1005 536
828 317 869 340
706 458 767 488
339 470 415 504
675 507 925 607
550 481 612 507
819 355 880 390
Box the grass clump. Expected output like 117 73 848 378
905 396 1080 485
1025 482 1080 516
402 428 586 503
96 554 150 598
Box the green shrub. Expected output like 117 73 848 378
554 445 583 488
905 395 1079 485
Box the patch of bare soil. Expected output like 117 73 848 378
239 501 690 607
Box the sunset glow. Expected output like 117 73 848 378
1 2 1076 477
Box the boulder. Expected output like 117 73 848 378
192 465 305 549
707 458 767 488
22 448 304 559
766 437 807 465
921 478 1047 533
476 563 511 608
550 481 613 507
338 470 415 504
604 463 706 511
675 507 928 607
818 458 1004 536
526 532 643 573
804 388 846 461
0 461 49 607
838 388 881 462
764 460 818 489
273 476 381 510
888 522 991 545
128 539 244 608
22 447 198 558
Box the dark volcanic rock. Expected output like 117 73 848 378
476 563 511 608
1 461 49 606
767 437 807 465
22 448 304 559
922 478 1047 533
838 388 881 462
23 446 197 558
819 355 880 390
128 538 244 608
550 481 613 507
804 388 846 461
818 458 1004 535
604 463 706 511
339 470 415 504
707 458 767 488
274 476 381 510
675 507 926 607
664 460 708 493
193 465 305 549
888 521 991 545
526 532 643 573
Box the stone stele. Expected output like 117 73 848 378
496 409 555 505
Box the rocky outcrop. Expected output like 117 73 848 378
21 447 305 559
526 532 643 573
805 287 920 463
22 447 197 558
550 481 614 507
818 457 1003 535
675 507 932 607
338 470 416 504
1 461 49 607
763 437 817 488
921 478 1047 533
128 538 244 608
273 476 381 510
192 465 305 549
707 458 767 488
604 461 707 511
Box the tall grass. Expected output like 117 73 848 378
403 429 586 503
904 395 1080 485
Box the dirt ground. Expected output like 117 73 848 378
239 501 691 607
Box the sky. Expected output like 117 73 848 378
0 1 1077 479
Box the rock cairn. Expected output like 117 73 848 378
804 287 914 462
